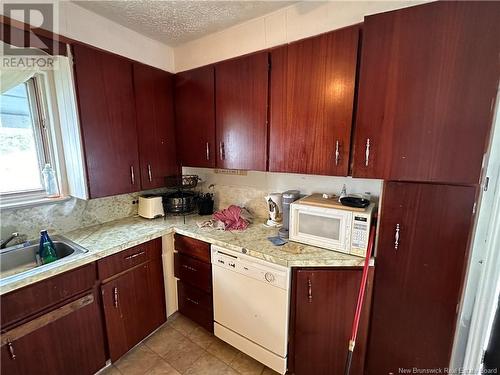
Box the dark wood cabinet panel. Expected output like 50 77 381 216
175 66 216 168
289 267 373 375
177 280 213 332
174 234 211 263
101 259 166 362
1 289 106 375
73 44 140 198
352 1 500 183
174 252 212 293
366 182 476 374
215 52 269 171
270 26 359 176
134 63 178 189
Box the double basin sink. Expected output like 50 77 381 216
0 235 89 283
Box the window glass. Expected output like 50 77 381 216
0 80 45 193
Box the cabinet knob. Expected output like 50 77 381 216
219 142 225 161
394 224 400 250
113 287 119 308
7 340 16 360
307 278 313 303
365 138 371 167
335 140 340 166
147 164 152 182
206 142 210 161
130 166 135 185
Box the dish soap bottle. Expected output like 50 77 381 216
39 230 58 264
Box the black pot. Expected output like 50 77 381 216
163 191 197 214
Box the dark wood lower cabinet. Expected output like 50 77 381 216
288 267 374 375
1 289 106 375
366 182 477 374
101 246 166 362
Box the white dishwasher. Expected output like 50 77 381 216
211 245 291 374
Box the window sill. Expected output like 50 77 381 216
0 196 72 211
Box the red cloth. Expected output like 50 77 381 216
212 205 249 230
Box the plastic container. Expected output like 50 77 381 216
41 164 59 197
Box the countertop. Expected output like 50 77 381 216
0 215 369 295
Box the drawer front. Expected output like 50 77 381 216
174 253 212 292
177 280 213 333
174 234 210 263
1 263 97 328
98 238 161 280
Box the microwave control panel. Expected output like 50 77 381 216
351 215 370 250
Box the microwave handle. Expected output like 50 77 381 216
394 224 400 250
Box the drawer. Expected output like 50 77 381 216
174 234 210 263
174 252 212 292
177 281 213 333
1 263 97 328
98 238 161 280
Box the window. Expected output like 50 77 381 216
0 74 60 203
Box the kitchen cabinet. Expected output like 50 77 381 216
1 266 106 375
366 182 476 374
215 52 269 171
352 1 500 184
99 239 166 362
133 63 178 189
288 267 373 375
175 66 216 168
73 44 140 198
173 234 213 332
270 26 359 176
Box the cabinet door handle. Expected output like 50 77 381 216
206 142 210 161
307 278 313 303
125 251 145 260
394 224 400 250
187 297 199 305
147 164 152 182
365 138 371 167
182 264 197 272
7 340 15 360
113 287 119 308
335 140 340 166
130 166 135 185
219 142 225 161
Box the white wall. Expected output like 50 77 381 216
174 0 429 72
2 0 175 72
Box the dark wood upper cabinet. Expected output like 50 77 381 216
352 1 500 184
133 63 178 189
366 182 476 374
73 44 140 198
175 66 216 168
289 267 373 375
270 26 359 176
215 52 269 171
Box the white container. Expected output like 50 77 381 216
138 195 164 219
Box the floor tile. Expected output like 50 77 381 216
114 344 160 375
206 338 239 365
185 352 238 375
97 364 122 375
147 358 181 375
144 325 187 357
262 367 280 375
188 326 216 349
168 314 199 336
162 337 206 373
229 352 265 375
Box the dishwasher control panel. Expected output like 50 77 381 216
211 245 290 290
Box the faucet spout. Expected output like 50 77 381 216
0 232 19 249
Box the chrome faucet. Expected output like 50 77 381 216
0 232 19 249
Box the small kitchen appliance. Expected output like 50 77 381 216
278 190 300 239
265 193 283 227
289 194 375 257
138 195 164 219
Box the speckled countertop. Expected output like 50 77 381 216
0 215 369 295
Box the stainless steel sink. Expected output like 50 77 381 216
0 235 89 279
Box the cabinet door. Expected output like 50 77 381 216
1 290 106 375
134 63 178 189
291 268 373 375
215 52 269 171
175 66 216 168
101 260 166 362
366 182 476 374
270 26 359 176
73 44 140 198
352 1 500 184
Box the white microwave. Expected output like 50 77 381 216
289 194 375 257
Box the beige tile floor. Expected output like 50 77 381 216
97 313 280 375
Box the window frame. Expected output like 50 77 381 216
0 73 63 206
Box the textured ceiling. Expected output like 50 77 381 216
74 1 293 46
